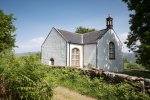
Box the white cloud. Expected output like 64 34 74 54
118 32 130 53
15 37 45 53
15 33 131 53
30 37 44 44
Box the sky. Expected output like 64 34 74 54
0 0 131 53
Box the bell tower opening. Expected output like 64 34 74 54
106 15 113 29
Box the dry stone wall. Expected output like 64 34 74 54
51 66 150 94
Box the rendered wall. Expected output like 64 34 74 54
41 28 67 66
84 44 96 67
97 29 123 72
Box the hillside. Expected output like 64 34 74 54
123 52 136 62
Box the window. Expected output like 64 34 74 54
50 58 54 65
71 48 80 66
109 42 115 59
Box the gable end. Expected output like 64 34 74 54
42 27 68 46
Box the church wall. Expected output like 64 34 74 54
84 44 96 67
97 29 123 72
67 43 70 66
41 28 67 66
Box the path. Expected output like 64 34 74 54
52 86 96 100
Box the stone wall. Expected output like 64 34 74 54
51 66 150 94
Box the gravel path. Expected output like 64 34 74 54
52 86 96 100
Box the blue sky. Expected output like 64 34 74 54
0 0 131 53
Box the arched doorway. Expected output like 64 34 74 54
50 58 54 65
71 48 80 66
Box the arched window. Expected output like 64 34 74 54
71 48 80 66
109 42 115 59
50 58 54 65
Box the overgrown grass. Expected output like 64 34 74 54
0 52 53 100
124 62 146 70
0 53 149 100
124 69 150 79
44 67 150 100
123 62 150 78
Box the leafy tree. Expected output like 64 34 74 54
122 0 150 68
0 10 16 53
75 26 95 34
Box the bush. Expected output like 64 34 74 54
125 62 145 70
46 67 150 100
1 52 149 99
0 54 53 100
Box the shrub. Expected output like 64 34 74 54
1 52 148 99
125 62 145 70
46 67 150 100
0 54 53 100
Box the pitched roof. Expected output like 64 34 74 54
57 29 82 44
83 29 107 44
56 28 108 44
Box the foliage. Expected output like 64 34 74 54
124 61 150 78
0 53 149 99
124 58 129 63
124 62 145 70
0 54 53 100
45 67 150 100
122 0 150 69
75 26 95 34
0 10 16 53
123 69 150 79
87 63 92 69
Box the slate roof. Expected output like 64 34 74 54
57 28 108 44
83 29 107 44
57 29 82 44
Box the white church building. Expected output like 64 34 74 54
41 16 123 72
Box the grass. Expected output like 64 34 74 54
123 62 150 78
123 69 150 79
1 52 150 100
45 67 150 100
52 86 96 100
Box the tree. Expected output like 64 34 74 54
122 0 150 68
75 26 95 34
0 10 16 53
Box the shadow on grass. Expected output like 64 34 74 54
123 69 150 79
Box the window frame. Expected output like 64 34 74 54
109 42 115 60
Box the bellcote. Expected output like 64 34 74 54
106 15 113 29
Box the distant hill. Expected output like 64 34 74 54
123 52 136 62
15 51 40 57
16 51 135 62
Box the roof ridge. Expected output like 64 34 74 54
81 29 107 35
57 28 107 35
57 28 77 34
54 27 108 44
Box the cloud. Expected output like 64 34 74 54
118 32 130 53
15 33 131 53
15 37 44 53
